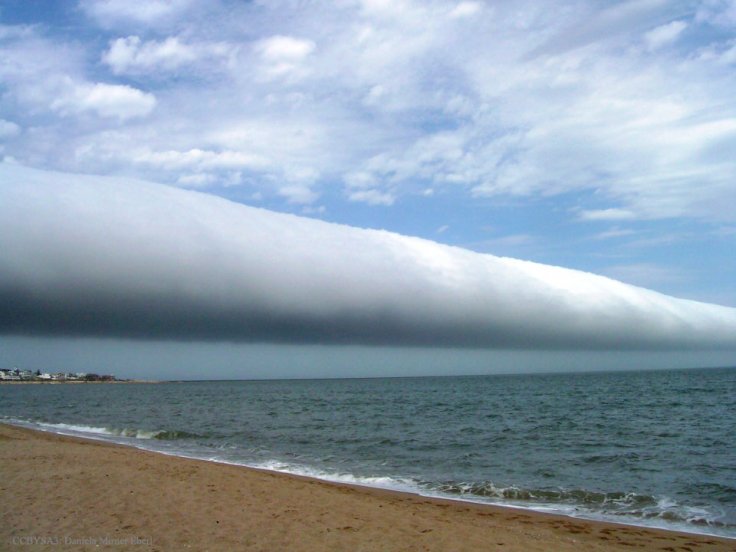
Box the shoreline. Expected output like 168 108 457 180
9 419 733 540
0 380 159 384
1 423 733 551
12 419 734 541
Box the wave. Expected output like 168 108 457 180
434 481 656 506
429 480 733 532
5 418 201 441
249 459 420 493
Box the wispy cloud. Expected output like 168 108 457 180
101 36 235 76
601 263 691 288
1 163 734 350
593 227 637 240
578 209 637 222
2 0 735 221
481 234 537 249
79 0 196 29
644 20 687 50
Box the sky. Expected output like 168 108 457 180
1 0 735 379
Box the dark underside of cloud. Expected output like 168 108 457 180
0 291 645 349
1 163 735 351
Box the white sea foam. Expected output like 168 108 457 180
249 459 420 493
7 419 165 441
37 422 113 435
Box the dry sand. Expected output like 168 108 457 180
1 423 733 551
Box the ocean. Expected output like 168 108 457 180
1 367 734 538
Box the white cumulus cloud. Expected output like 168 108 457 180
257 35 316 61
51 82 156 120
255 35 316 80
102 35 234 75
103 35 194 73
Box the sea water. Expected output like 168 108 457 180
1 367 734 538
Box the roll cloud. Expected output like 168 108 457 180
1 163 735 350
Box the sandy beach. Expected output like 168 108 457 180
0 423 732 551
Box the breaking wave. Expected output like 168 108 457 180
435 481 657 506
429 480 733 532
6 418 201 441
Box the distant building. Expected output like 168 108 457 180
0 368 118 383
0 369 20 381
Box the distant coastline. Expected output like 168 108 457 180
0 379 159 384
0 368 155 384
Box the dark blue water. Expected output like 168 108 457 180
1 367 734 537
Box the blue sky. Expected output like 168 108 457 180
1 0 735 378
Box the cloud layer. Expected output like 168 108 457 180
1 0 736 220
1 163 735 350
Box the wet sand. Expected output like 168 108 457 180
1 423 732 551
